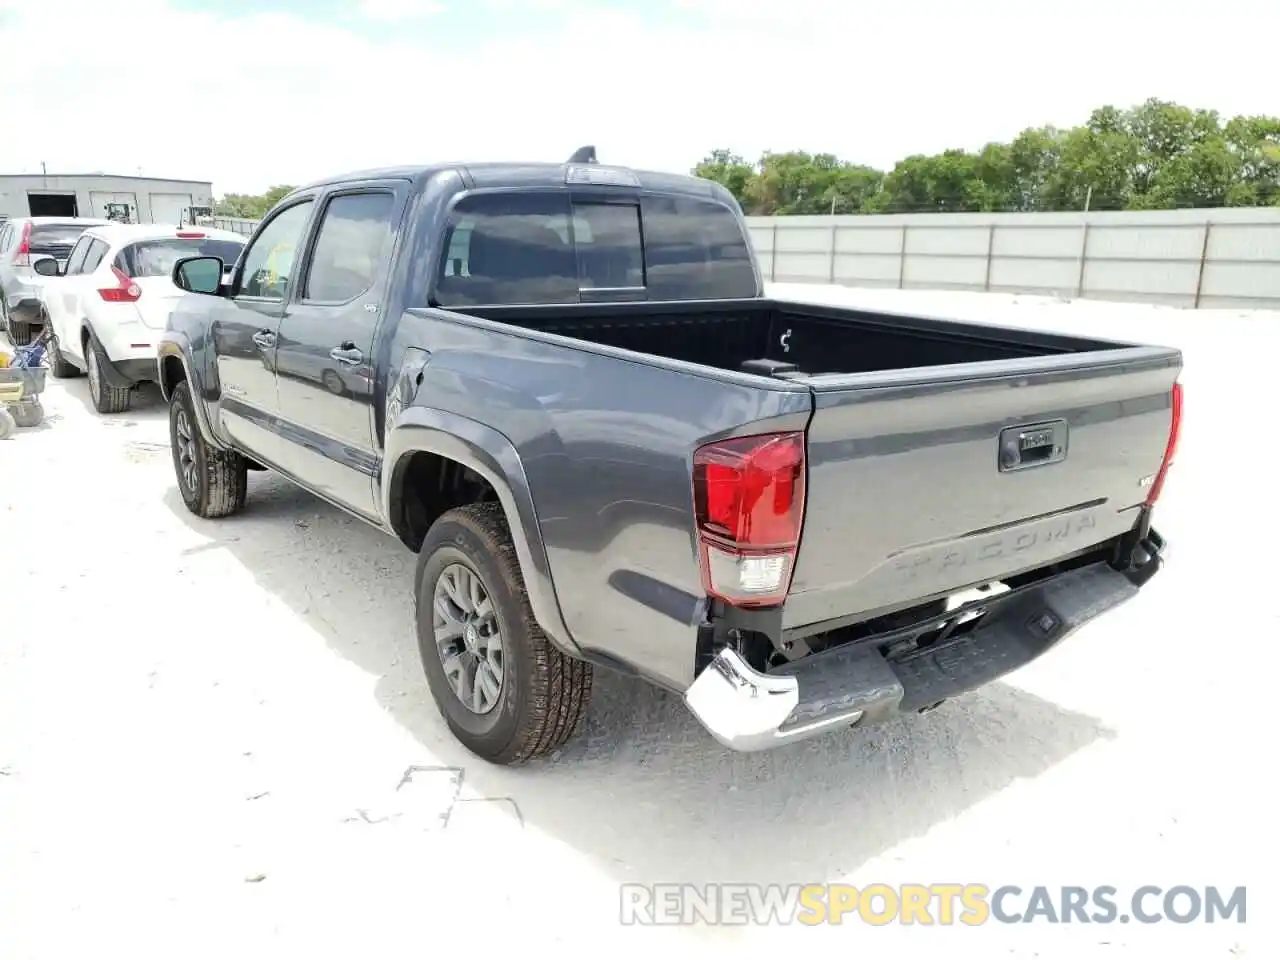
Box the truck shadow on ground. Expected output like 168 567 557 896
164 474 1113 888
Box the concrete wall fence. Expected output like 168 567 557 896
209 216 258 236
214 205 1280 311
747 206 1280 311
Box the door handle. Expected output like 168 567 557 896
251 330 276 349
329 344 363 365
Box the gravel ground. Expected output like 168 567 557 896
0 289 1271 959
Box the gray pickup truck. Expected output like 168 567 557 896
157 149 1182 765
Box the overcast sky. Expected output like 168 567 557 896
1 0 1275 195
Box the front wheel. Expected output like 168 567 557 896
169 380 248 518
86 338 131 414
415 503 592 765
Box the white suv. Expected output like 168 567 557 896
35 224 246 413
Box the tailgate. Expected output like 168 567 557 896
785 347 1181 631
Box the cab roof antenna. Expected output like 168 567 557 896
567 145 597 164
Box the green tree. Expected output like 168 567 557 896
692 150 755 209
693 99 1280 215
1223 115 1280 206
1042 125 1140 210
695 150 881 215
214 185 296 219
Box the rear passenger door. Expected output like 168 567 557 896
273 183 405 520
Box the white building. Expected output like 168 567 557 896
0 173 215 225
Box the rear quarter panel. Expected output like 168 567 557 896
389 309 811 691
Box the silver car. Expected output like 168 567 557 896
0 216 111 344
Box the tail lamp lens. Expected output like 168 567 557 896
1145 381 1182 507
693 432 805 607
99 265 141 302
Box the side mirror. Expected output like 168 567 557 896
173 255 225 295
32 257 60 278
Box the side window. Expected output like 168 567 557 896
82 239 109 274
303 192 396 302
0 224 10 253
63 236 93 276
236 201 313 300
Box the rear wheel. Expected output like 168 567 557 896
86 338 131 414
170 379 247 518
47 334 80 379
415 503 592 765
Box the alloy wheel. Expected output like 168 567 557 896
174 407 199 494
433 562 505 715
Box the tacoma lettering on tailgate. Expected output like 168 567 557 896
890 512 1100 582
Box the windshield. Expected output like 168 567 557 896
119 238 245 278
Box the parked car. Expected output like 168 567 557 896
0 217 110 345
35 224 245 413
156 154 1182 766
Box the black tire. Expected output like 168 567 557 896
8 321 33 346
86 338 131 414
169 379 248 518
47 334 80 379
415 502 592 765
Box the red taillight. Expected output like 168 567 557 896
693 431 806 607
12 222 31 267
99 265 142 303
1145 381 1183 507
176 231 204 238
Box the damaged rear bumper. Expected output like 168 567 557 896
685 530 1165 753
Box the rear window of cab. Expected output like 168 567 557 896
435 192 757 306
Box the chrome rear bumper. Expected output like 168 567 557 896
684 646 885 752
684 559 1151 753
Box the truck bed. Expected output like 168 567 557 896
439 295 1179 678
459 297 1128 378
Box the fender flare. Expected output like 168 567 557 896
156 337 226 449
383 407 579 657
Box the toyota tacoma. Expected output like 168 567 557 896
156 149 1182 765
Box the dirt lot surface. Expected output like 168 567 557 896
0 288 1270 958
